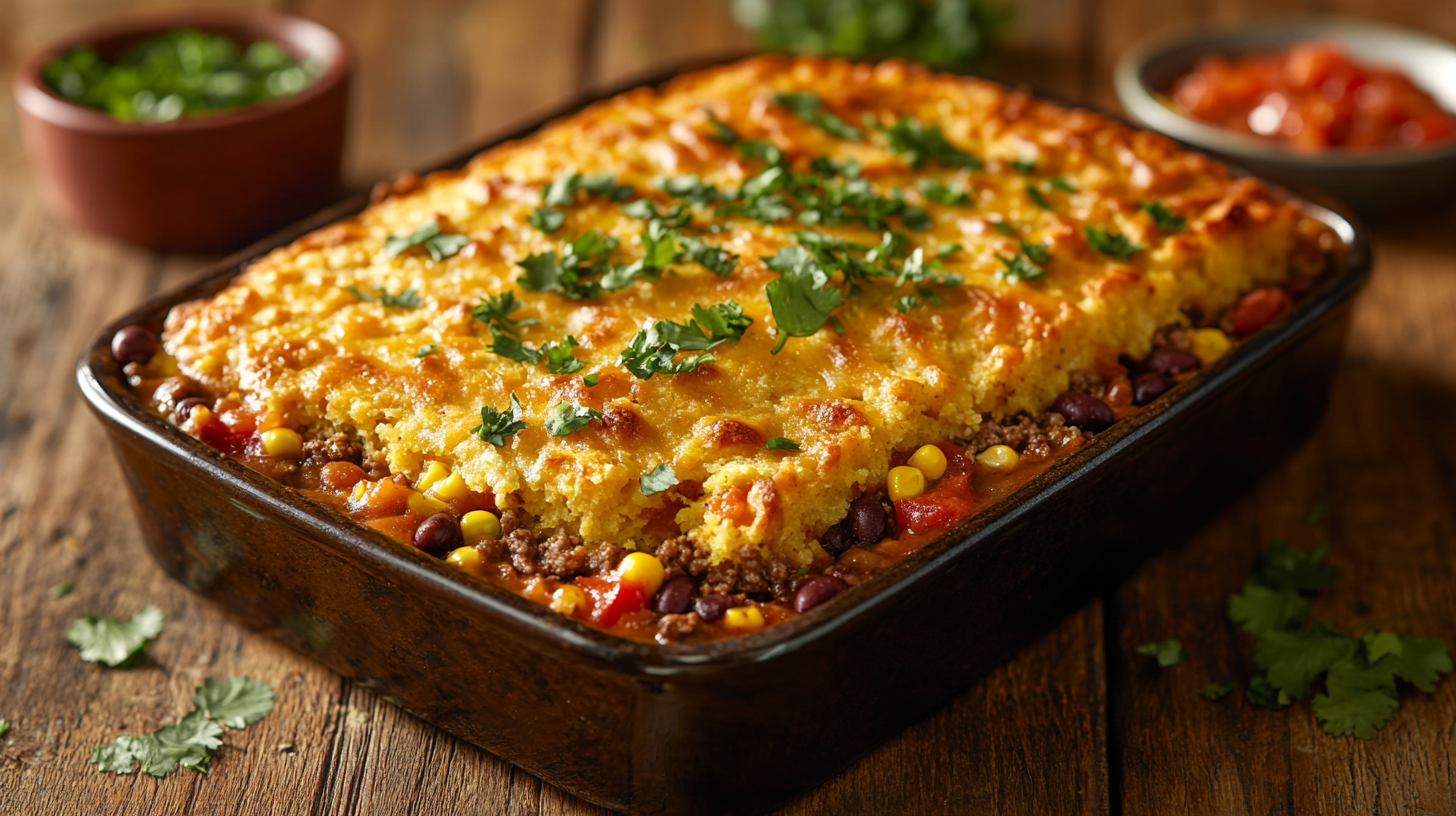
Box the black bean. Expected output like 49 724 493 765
174 397 210 424
413 513 462 556
111 325 159 366
848 495 888 545
694 594 733 622
1133 372 1172 406
653 577 696 615
793 575 848 613
1051 391 1115 433
819 524 853 557
1142 347 1200 376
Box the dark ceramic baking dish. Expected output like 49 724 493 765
76 62 1372 815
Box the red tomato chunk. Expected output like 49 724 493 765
1228 287 1293 337
894 474 975 534
577 576 647 626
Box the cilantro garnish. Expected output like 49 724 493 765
346 285 423 308
517 231 619 300
415 344 437 358
49 581 74 599
1224 542 1451 739
1140 201 1186 232
1019 240 1052 266
771 91 862 140
582 373 599 387
528 207 565 233
896 295 921 313
1200 682 1234 701
991 220 1017 236
764 245 846 353
542 171 632 206
471 290 539 336
1084 225 1145 261
623 198 692 228
470 394 527 446
67 606 164 668
916 178 971 205
640 463 678 496
619 302 751 379
1010 157 1036 174
488 333 583 374
658 174 721 205
704 109 739 143
996 252 1046 284
383 221 470 261
1024 183 1052 211
1047 178 1077 193
1136 638 1188 668
938 242 962 256
766 437 801 451
545 400 602 436
92 676 274 777
879 115 982 169
0 719 8 737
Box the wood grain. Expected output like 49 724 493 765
1 1 1454 814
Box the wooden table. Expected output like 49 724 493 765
3 1 1455 813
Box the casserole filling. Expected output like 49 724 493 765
117 55 1334 642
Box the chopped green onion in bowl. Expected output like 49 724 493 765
41 28 323 122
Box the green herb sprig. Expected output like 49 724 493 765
771 92 861 140
383 221 470 262
67 606 164 668
91 676 274 777
471 394 528 446
346 286 423 308
1084 225 1145 261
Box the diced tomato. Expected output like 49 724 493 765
577 576 647 627
1228 287 1293 336
198 418 254 455
894 475 975 534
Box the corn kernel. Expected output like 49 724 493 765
616 551 665 597
260 428 303 458
415 461 449 493
976 444 1020 473
445 546 482 570
185 405 214 430
723 605 766 631
887 465 926 502
550 585 588 616
460 510 501 543
1189 328 1231 367
428 472 470 501
408 491 449 516
907 444 948 480
350 480 369 503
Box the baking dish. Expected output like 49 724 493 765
77 60 1371 815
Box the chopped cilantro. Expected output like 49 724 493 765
1009 157 1036 174
880 115 981 169
996 252 1046 284
619 302 751 379
347 285 423 308
937 242 962 256
1019 239 1052 266
92 676 274 777
1047 178 1077 193
766 437 801 451
470 290 538 336
1258 541 1340 594
896 294 921 312
528 207 565 233
1024 183 1052 211
67 606 164 668
1135 638 1187 668
764 245 846 353
415 344 437 358
545 400 602 436
383 221 470 261
470 394 527 446
640 463 678 496
49 581 74 599
1228 579 1312 635
704 109 739 143
542 171 632 206
1140 200 1186 232
1084 225 1145 261
916 178 971 205
623 198 692 228
494 334 583 374
194 676 275 729
582 373 599 387
517 231 619 300
658 174 720 205
991 220 1017 236
1200 682 1234 701
771 91 861 140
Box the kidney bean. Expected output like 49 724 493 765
793 575 848 613
819 524 853 557
652 576 696 615
1051 391 1114 432
1228 287 1293 336
694 594 733 622
111 325 159 365
413 513 463 556
848 495 888 545
1142 347 1200 376
1133 372 1172 406
173 396 210 423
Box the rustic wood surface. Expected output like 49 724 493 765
1 1 1453 814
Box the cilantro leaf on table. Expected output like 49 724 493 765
49 581 74 599
545 401 602 436
640 463 678 496
1227 579 1311 635
1312 689 1401 739
1246 673 1292 710
766 437 801 451
194 676 275 730
67 606 164 668
383 221 470 262
1084 225 1145 261
1199 682 1234 701
1140 200 1187 232
771 91 862 140
1135 638 1187 668
470 394 527 446
1257 541 1340 594
528 207 565 233
0 719 9 737
764 245 846 353
471 290 539 336
346 286 423 308
1255 622 1355 701
1388 635 1453 692
879 115 981 169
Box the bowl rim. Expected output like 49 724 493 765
74 56 1373 675
11 9 350 136
1113 15 1456 168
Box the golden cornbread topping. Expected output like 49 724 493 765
125 55 1333 642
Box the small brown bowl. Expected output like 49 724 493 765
13 11 350 252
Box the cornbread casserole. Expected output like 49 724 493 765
120 55 1332 642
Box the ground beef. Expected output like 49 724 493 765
537 531 589 578
475 538 506 561
504 528 537 575
586 543 625 576
499 508 526 536
655 612 701 643
363 451 390 479
303 434 360 467
651 535 714 580
701 546 790 597
1151 325 1193 351
970 413 1084 460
